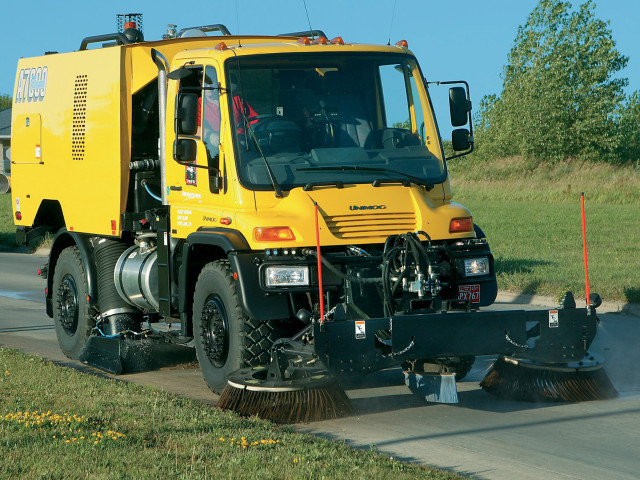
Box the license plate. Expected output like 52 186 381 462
459 284 480 303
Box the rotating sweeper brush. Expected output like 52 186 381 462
480 353 617 402
217 367 352 424
216 338 352 423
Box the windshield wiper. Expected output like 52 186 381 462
296 165 434 191
243 119 283 199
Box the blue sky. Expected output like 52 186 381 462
2 0 638 133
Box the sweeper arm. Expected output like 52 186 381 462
313 306 598 374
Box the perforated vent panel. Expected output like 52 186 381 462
72 75 87 161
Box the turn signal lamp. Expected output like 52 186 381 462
254 226 296 242
395 39 409 48
449 217 473 233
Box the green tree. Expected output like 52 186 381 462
618 91 640 163
475 0 628 163
0 94 11 110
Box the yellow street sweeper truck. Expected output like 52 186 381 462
11 17 616 422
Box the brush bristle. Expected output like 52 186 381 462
217 379 352 423
480 357 618 402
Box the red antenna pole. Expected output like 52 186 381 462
581 192 591 306
314 202 325 324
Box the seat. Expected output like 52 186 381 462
321 71 373 148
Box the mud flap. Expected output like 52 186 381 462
83 335 196 374
83 335 154 374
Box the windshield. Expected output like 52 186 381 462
226 53 444 191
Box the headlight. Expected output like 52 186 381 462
265 266 309 287
463 257 490 277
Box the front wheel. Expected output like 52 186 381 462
52 246 94 360
192 261 281 394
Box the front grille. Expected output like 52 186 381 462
324 212 416 239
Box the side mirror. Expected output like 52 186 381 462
451 128 470 151
173 139 197 162
449 87 471 127
175 93 198 135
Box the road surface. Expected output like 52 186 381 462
1 250 639 479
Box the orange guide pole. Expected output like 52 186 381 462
314 202 325 323
581 192 591 306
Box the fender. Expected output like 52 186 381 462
180 228 290 321
45 229 97 318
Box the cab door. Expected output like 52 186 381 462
166 62 230 239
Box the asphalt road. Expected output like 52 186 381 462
1 250 639 480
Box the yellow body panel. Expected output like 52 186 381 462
12 47 128 235
12 34 468 247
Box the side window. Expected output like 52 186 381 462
202 66 220 162
176 66 203 187
408 71 425 141
177 66 204 138
202 66 221 194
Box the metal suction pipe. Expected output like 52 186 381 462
151 48 169 205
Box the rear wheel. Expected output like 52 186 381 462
52 246 94 360
192 261 281 393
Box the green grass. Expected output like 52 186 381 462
0 194 15 246
448 157 640 303
0 348 463 480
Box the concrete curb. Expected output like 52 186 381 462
495 291 640 316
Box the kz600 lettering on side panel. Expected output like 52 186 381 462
15 67 48 103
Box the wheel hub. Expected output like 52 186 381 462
58 274 79 336
200 296 229 367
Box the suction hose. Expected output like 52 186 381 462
93 238 141 336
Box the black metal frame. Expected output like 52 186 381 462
314 306 597 374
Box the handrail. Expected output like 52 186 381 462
79 33 131 51
278 29 327 39
177 24 231 37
